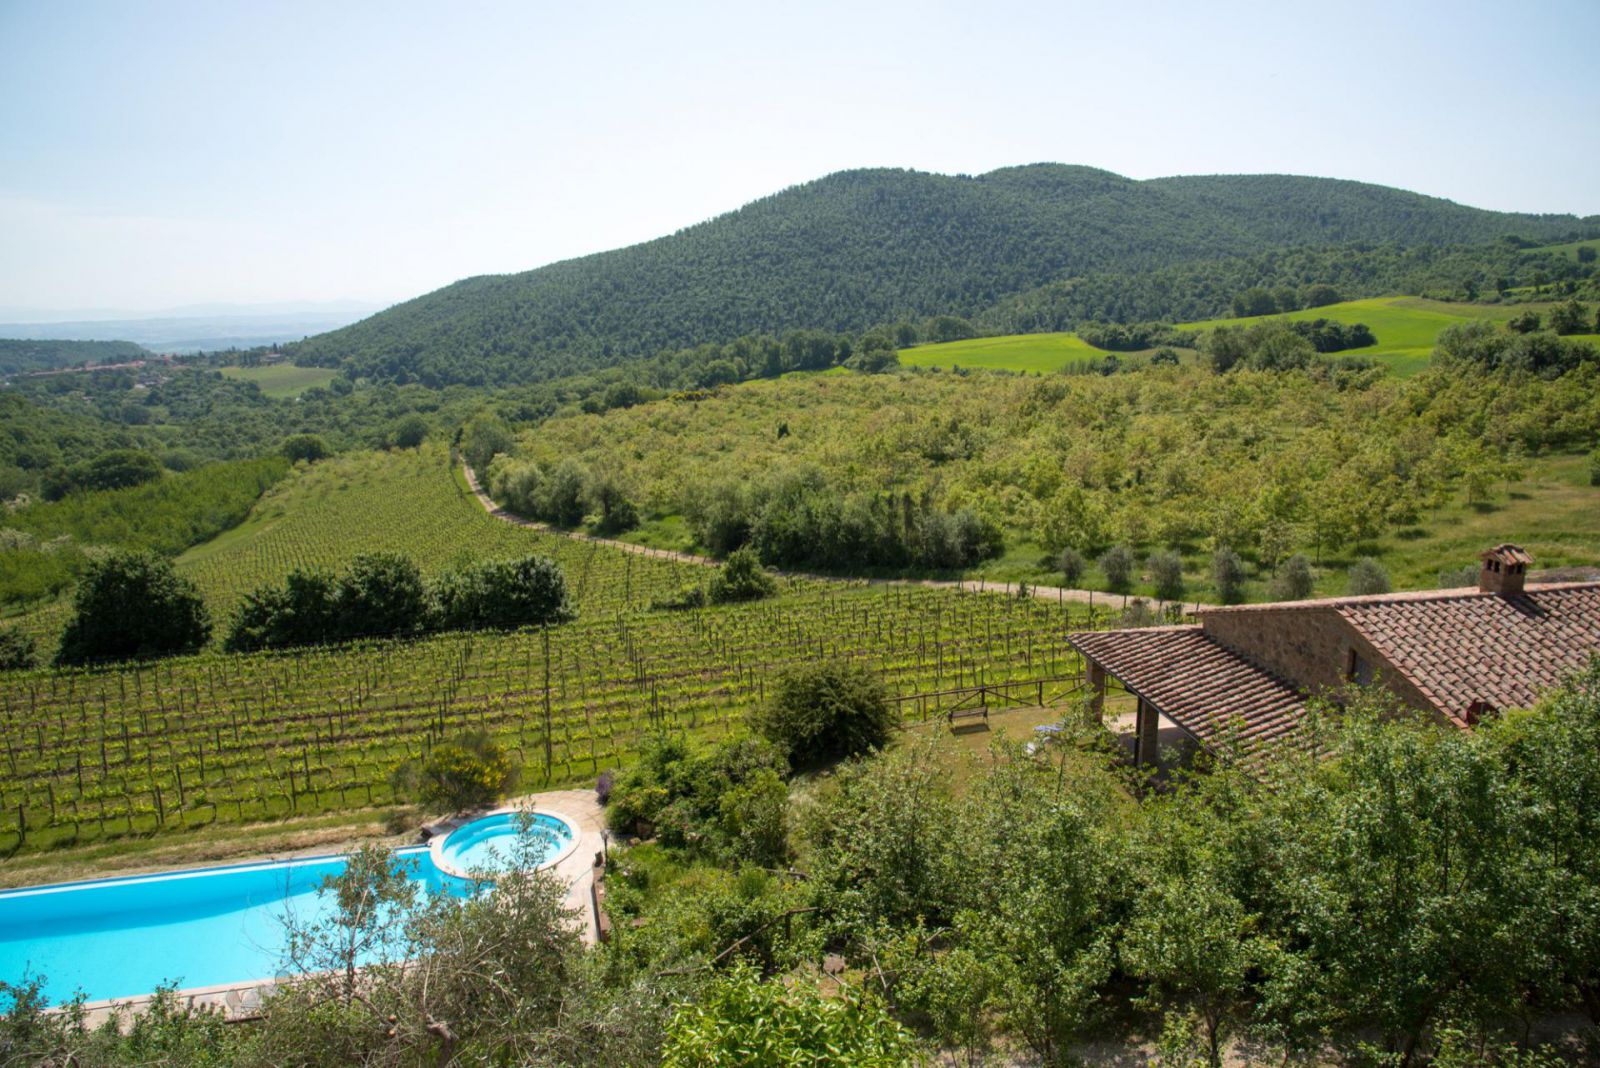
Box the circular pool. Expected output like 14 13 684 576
433 811 577 880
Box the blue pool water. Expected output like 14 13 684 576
435 812 574 876
0 848 451 1006
0 812 575 1007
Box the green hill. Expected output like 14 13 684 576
289 166 1592 386
0 338 149 376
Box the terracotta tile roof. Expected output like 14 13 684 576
1068 625 1309 762
1196 580 1600 616
1335 583 1600 727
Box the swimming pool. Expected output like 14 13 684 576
0 848 450 1006
433 811 576 879
0 811 579 1007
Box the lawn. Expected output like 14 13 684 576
220 362 340 398
898 331 1111 372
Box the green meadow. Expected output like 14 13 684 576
1178 296 1598 377
220 362 340 398
897 330 1110 372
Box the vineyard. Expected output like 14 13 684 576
0 584 1114 854
176 443 706 623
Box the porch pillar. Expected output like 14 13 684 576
1135 697 1160 767
1086 661 1106 722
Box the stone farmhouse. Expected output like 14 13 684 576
1068 545 1600 766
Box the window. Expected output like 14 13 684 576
1348 649 1375 687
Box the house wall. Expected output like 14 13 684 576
1199 606 1441 719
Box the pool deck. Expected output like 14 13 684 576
65 788 605 1028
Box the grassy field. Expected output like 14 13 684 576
1176 296 1599 377
1535 237 1600 263
219 363 340 398
898 331 1111 372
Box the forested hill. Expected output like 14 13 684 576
0 339 149 377
290 165 1592 385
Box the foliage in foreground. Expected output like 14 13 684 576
7 666 1600 1064
661 965 917 1067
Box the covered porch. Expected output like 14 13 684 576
1069 625 1309 769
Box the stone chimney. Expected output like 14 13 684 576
1478 543 1532 595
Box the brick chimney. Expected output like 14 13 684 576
1478 543 1532 595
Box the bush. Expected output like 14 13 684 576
1147 549 1185 601
662 965 915 1068
1508 310 1542 334
224 567 339 652
1211 546 1246 603
1267 553 1315 601
335 552 430 638
0 626 37 671
280 433 330 463
1589 447 1600 487
651 582 708 611
460 410 514 473
405 730 517 813
1099 544 1135 591
434 555 575 631
390 414 429 449
1346 557 1391 596
605 734 789 864
1058 547 1086 586
754 662 897 770
1438 564 1478 589
66 448 164 494
709 547 777 604
56 550 210 665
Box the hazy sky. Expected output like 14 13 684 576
3 0 1597 315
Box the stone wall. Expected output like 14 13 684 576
1199 605 1440 718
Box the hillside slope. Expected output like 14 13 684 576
290 165 1591 385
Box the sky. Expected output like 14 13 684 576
2 0 1597 316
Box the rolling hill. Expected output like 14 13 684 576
289 165 1594 386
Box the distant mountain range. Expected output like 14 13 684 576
259 164 1587 386
0 301 387 354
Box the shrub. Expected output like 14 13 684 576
225 567 340 652
67 448 164 494
389 414 429 449
605 734 789 864
1211 547 1246 604
335 552 430 638
1147 549 1185 601
1098 544 1135 591
56 550 210 665
709 547 777 604
1508 310 1542 334
408 730 517 813
754 662 897 769
651 583 708 611
434 555 575 631
460 410 514 473
1058 548 1086 586
0 626 37 671
1346 557 1391 596
1266 554 1315 601
662 965 914 1068
280 433 330 463
1590 447 1600 487
1438 564 1478 589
